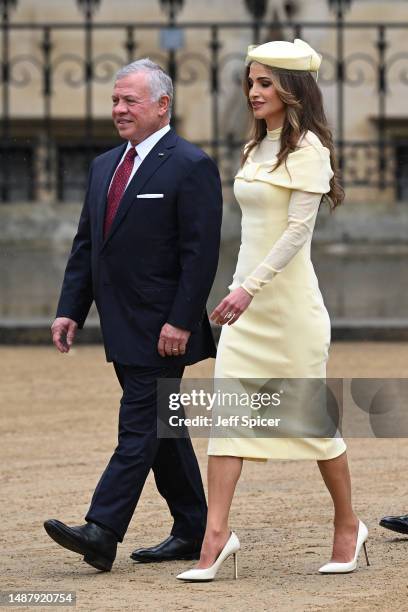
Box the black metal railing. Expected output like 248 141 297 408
1 0 408 202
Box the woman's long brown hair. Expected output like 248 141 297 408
242 64 344 210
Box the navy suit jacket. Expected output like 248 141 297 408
56 128 223 366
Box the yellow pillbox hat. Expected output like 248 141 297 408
246 38 322 75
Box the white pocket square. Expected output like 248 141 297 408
137 193 164 199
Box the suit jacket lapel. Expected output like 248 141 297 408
101 128 177 250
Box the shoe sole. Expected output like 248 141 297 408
379 520 408 535
130 552 200 563
43 521 113 571
177 577 214 582
318 567 356 574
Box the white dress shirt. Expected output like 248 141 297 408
109 123 171 192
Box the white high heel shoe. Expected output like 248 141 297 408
318 519 370 574
176 531 240 582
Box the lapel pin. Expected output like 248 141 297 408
158 152 165 157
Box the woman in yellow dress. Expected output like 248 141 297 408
177 39 369 581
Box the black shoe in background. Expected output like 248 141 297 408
379 514 408 536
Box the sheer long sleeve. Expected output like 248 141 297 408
241 189 322 296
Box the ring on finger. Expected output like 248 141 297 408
224 311 234 320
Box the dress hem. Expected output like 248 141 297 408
207 439 347 462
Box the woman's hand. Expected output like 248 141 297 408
210 287 253 326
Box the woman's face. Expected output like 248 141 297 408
247 62 286 126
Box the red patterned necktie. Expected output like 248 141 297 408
104 147 137 238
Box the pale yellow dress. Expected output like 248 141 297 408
208 126 346 460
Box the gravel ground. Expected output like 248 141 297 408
1 343 408 612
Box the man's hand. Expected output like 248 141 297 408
210 287 253 326
51 317 78 353
158 323 191 357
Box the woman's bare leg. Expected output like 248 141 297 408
196 455 243 568
317 451 359 562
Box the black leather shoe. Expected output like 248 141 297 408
43 519 117 571
379 513 408 535
130 535 202 563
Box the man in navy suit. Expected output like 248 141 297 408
44 59 222 572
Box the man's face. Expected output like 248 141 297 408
111 72 169 145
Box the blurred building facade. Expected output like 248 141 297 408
1 0 408 334
1 0 408 206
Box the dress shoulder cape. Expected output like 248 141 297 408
236 144 333 194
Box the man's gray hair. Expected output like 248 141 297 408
115 59 173 118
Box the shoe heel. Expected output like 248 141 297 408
233 552 238 580
83 552 112 572
363 542 370 566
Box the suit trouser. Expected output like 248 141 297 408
85 362 207 542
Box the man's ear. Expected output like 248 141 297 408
158 95 170 117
